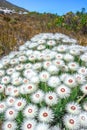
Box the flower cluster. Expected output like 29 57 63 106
0 33 87 130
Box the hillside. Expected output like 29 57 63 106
0 0 28 12
0 11 87 57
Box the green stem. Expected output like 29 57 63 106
77 94 86 103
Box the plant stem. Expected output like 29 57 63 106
77 94 86 103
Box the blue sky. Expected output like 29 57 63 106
7 0 87 15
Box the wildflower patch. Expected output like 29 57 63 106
0 33 87 130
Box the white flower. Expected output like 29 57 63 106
31 90 44 104
1 76 10 84
6 68 15 75
23 104 38 118
25 83 38 94
81 84 87 94
6 96 16 107
39 71 50 82
38 107 54 123
11 87 19 97
2 121 17 130
0 70 5 77
11 72 20 78
5 107 18 120
63 54 74 62
43 61 52 69
30 76 40 84
21 119 36 130
68 62 79 71
33 63 42 70
75 74 86 84
53 59 64 68
24 63 32 69
56 84 71 98
79 112 87 128
23 69 37 79
55 53 63 60
80 54 87 63
36 123 50 130
37 45 46 50
64 75 77 88
48 76 60 88
0 101 7 113
12 77 23 86
45 92 58 106
28 54 36 62
10 58 19 65
57 45 67 53
47 40 56 46
15 64 24 71
18 55 27 62
83 102 87 111
51 125 61 130
14 98 26 111
0 84 5 93
5 85 14 96
78 67 87 76
47 65 59 75
66 102 81 115
63 114 80 130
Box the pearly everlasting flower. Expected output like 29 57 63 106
18 55 27 62
11 87 19 97
6 68 15 75
66 102 81 115
5 85 14 96
83 102 87 111
6 96 16 107
63 114 80 130
0 70 5 77
39 71 50 82
37 45 46 50
0 84 5 93
64 75 77 88
78 67 87 76
55 53 63 60
12 77 23 86
15 64 24 71
57 45 67 53
63 54 74 62
38 107 54 123
0 101 7 113
79 112 87 128
28 55 36 62
1 76 10 84
48 76 60 88
30 76 39 84
51 125 61 130
56 84 71 98
11 72 20 78
43 61 52 69
31 90 44 104
23 69 37 79
47 40 56 46
24 63 32 69
75 74 86 85
5 107 18 120
53 59 64 68
14 98 26 111
33 63 42 70
21 119 36 130
2 121 17 130
47 65 59 75
10 58 19 65
68 62 79 71
36 123 50 130
81 84 87 94
45 92 58 106
25 83 38 94
23 104 38 118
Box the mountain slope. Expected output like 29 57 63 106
0 0 28 12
